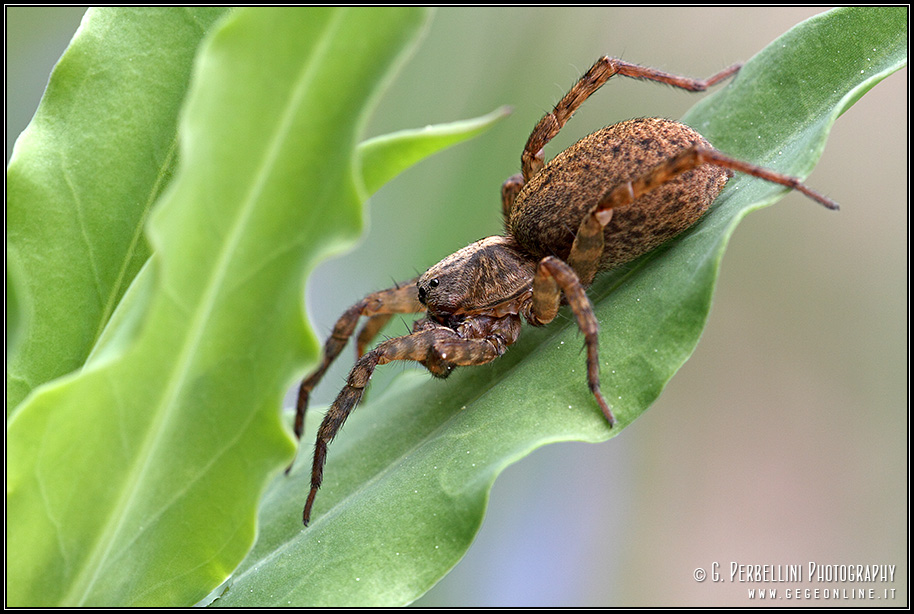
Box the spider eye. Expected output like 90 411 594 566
418 278 439 306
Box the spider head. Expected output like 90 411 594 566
417 235 536 326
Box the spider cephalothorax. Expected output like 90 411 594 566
293 56 838 525
417 236 536 327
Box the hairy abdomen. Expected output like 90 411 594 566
509 117 729 271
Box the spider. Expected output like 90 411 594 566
293 56 838 525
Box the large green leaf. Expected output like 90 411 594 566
7 7 440 606
213 7 906 607
6 8 229 415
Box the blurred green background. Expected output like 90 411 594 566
7 7 906 607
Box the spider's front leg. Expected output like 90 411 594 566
294 279 423 441
302 315 521 525
528 256 615 426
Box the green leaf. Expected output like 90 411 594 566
358 105 512 196
213 7 907 607
6 7 229 415
6 7 432 606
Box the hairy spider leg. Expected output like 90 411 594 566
563 145 839 288
517 57 743 186
561 143 841 289
355 313 393 357
302 319 519 525
599 145 838 219
527 256 615 425
293 279 422 443
500 173 525 222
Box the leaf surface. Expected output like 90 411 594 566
6 7 228 414
358 105 512 196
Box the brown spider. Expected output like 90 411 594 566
294 56 838 525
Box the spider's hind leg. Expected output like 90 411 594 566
520 57 742 182
566 144 840 287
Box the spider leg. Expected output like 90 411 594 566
566 208 612 287
355 313 394 357
302 319 519 525
597 146 839 213
528 256 615 426
294 279 422 442
565 145 839 287
501 173 525 222
521 57 742 182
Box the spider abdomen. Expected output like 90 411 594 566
509 117 729 272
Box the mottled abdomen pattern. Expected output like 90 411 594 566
509 117 730 271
